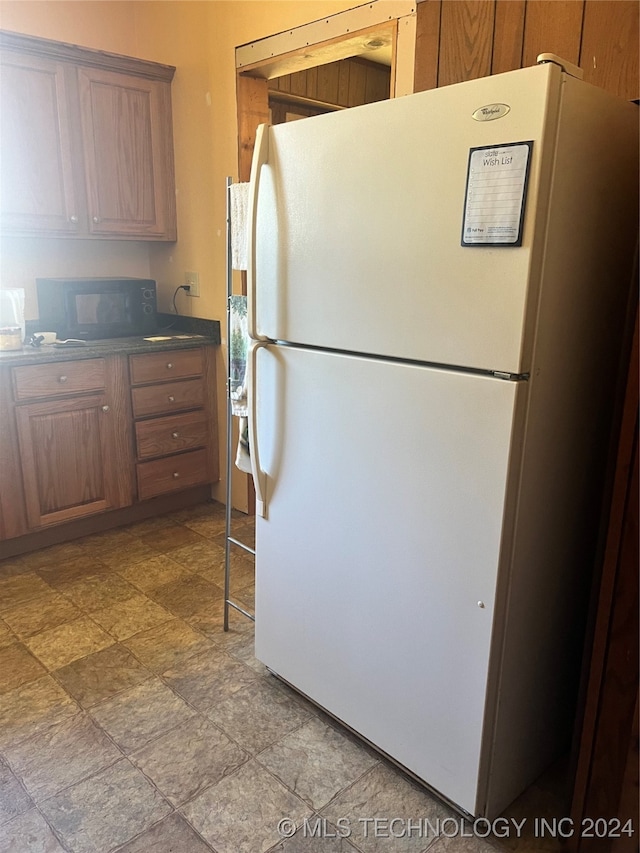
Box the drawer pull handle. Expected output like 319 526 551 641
58 375 68 383
69 215 78 223
166 362 173 369
172 431 180 439
168 395 175 402
102 405 110 413
92 215 100 223
172 472 180 479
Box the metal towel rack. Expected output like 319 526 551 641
223 176 255 631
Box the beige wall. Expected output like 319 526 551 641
133 1 364 319
0 0 360 502
0 0 140 52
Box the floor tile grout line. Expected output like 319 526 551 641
173 755 316 847
32 751 178 850
21 612 121 672
24 751 126 811
0 685 84 758
86 685 233 763
249 725 380 816
47 644 156 711
36 755 176 853
35 804 75 853
109 809 219 853
128 727 250 813
2 721 148 853
0 594 84 642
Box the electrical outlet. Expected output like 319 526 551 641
185 271 200 297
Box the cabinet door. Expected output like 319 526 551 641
0 52 80 234
0 369 28 540
15 393 126 529
77 67 176 240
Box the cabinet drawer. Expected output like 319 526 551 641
136 448 209 500
130 348 203 385
135 410 209 460
131 378 204 418
13 359 106 401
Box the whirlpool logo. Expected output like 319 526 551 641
472 103 511 121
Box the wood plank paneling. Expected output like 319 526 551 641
306 66 318 100
289 67 307 97
492 0 526 74
337 60 350 105
270 56 390 112
347 60 366 106
236 74 269 182
522 1 585 68
580 0 639 101
414 0 441 92
365 61 391 102
438 0 495 86
316 61 340 105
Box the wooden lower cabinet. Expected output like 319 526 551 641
137 448 210 501
0 344 218 552
11 354 133 530
15 392 128 528
0 366 28 541
129 346 218 501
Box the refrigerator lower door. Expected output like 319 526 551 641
253 345 521 815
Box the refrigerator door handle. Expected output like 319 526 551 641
247 123 269 342
248 339 269 518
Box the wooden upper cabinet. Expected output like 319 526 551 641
0 31 176 241
0 52 80 234
78 67 176 239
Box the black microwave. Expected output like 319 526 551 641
36 277 158 340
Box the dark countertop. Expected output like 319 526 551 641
1 314 221 367
0 331 220 367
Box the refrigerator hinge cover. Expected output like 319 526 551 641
492 371 529 381
536 53 584 80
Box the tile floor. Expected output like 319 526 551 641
0 501 570 853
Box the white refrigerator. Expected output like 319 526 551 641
245 59 638 818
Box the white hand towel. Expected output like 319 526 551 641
230 182 249 271
229 295 248 418
235 417 252 474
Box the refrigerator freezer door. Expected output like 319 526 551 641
253 63 562 375
254 345 521 814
